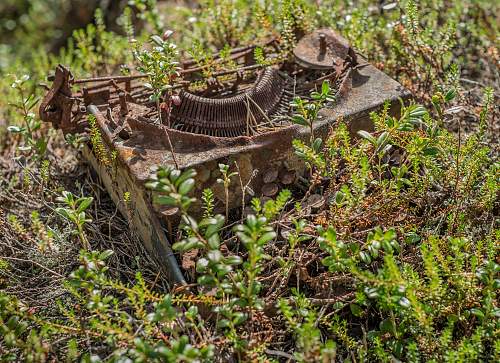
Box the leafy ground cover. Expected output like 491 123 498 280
0 1 498 362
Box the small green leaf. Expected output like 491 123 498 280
173 237 202 252
423 147 439 156
334 190 345 205
359 251 372 264
207 250 222 263
7 126 23 133
55 207 71 220
405 232 421 244
195 258 209 273
232 312 247 325
292 115 309 127
470 308 484 318
98 250 114 260
154 195 177 206
77 197 93 213
312 138 322 152
350 303 363 317
444 88 457 102
151 35 165 46
322 80 330 95
225 255 242 265
178 178 195 195
257 231 276 245
408 105 428 122
357 130 376 144
197 274 216 286
174 169 197 188
217 319 231 328
379 318 396 335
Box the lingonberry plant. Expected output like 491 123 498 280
134 33 182 125
7 75 47 158
55 191 93 250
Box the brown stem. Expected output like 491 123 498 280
225 183 229 222
160 95 179 169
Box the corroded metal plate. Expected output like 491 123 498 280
294 28 353 70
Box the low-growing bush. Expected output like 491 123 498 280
0 0 498 362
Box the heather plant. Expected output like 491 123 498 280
251 188 292 221
1 250 216 362
316 0 497 101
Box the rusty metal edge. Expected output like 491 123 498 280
87 105 187 286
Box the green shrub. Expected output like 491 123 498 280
0 0 498 361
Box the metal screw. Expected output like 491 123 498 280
319 33 327 55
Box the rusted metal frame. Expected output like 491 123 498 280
181 37 277 68
74 55 257 84
39 65 75 132
75 74 147 84
74 44 270 87
86 104 187 285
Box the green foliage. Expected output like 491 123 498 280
147 166 241 288
217 163 238 220
146 166 197 213
250 188 292 221
1 250 216 362
291 80 335 140
292 138 327 175
234 215 276 309
73 8 131 75
290 81 336 175
134 33 182 122
146 166 281 353
7 75 46 157
279 290 337 362
0 0 498 361
299 94 499 360
128 0 164 34
201 188 215 218
253 46 272 66
188 39 217 79
55 191 93 250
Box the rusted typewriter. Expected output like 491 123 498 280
40 29 409 284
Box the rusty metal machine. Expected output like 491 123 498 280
40 29 409 285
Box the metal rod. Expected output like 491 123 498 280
76 74 147 84
319 33 327 55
